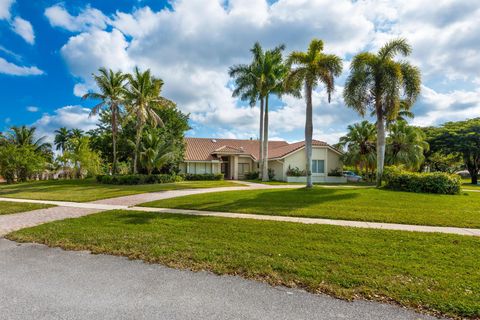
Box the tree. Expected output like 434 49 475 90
6 125 51 153
0 144 46 183
337 120 377 175
229 43 266 179
124 67 174 174
69 128 84 140
54 127 71 153
344 38 421 187
63 136 102 179
286 39 343 188
83 68 128 174
427 118 480 184
140 130 175 175
386 121 429 170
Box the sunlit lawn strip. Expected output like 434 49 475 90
0 179 241 202
0 201 53 215
7 210 480 319
141 187 480 228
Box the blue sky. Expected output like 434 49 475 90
1 0 480 144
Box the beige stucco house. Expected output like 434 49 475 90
179 138 344 182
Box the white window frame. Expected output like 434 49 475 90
311 159 325 174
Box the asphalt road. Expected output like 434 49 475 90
0 239 440 320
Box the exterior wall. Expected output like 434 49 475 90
281 147 342 182
268 160 284 181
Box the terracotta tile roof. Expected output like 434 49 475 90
268 140 330 159
184 137 336 161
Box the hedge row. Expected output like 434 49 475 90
182 173 224 181
383 167 461 195
96 174 182 185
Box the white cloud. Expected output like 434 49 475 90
412 86 480 127
0 57 43 76
32 106 98 143
60 29 133 95
50 0 480 142
0 0 14 20
11 16 34 44
44 3 109 32
26 106 39 112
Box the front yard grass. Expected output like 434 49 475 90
0 179 241 202
142 187 480 228
7 210 480 319
0 201 53 215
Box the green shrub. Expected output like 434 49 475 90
96 174 183 185
286 166 306 177
383 166 461 195
244 171 259 180
182 173 224 181
328 168 343 177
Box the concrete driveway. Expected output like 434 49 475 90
0 239 439 320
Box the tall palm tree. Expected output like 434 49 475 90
344 38 421 186
125 67 174 173
337 120 377 175
54 127 71 153
286 39 343 188
386 121 429 170
229 43 266 179
229 43 289 181
7 125 51 153
259 45 289 181
83 68 128 174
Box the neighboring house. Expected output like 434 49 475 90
180 137 343 182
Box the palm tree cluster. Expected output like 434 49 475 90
0 126 52 182
230 39 343 187
83 67 176 175
337 120 429 180
230 38 421 188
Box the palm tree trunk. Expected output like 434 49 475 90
111 108 118 175
262 95 269 181
305 83 313 188
376 104 386 187
133 123 144 174
258 98 264 179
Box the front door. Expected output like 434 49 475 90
221 159 229 179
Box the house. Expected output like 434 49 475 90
180 137 344 182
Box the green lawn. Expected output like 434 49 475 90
463 179 480 190
7 210 479 318
142 187 480 228
0 179 240 202
244 179 376 187
0 201 53 215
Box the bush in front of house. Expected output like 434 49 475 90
244 171 260 180
96 174 183 185
181 173 224 181
328 168 343 177
286 166 306 177
383 166 461 195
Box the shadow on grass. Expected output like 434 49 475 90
173 187 361 215
115 211 205 225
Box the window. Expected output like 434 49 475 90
238 163 250 175
312 160 325 174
